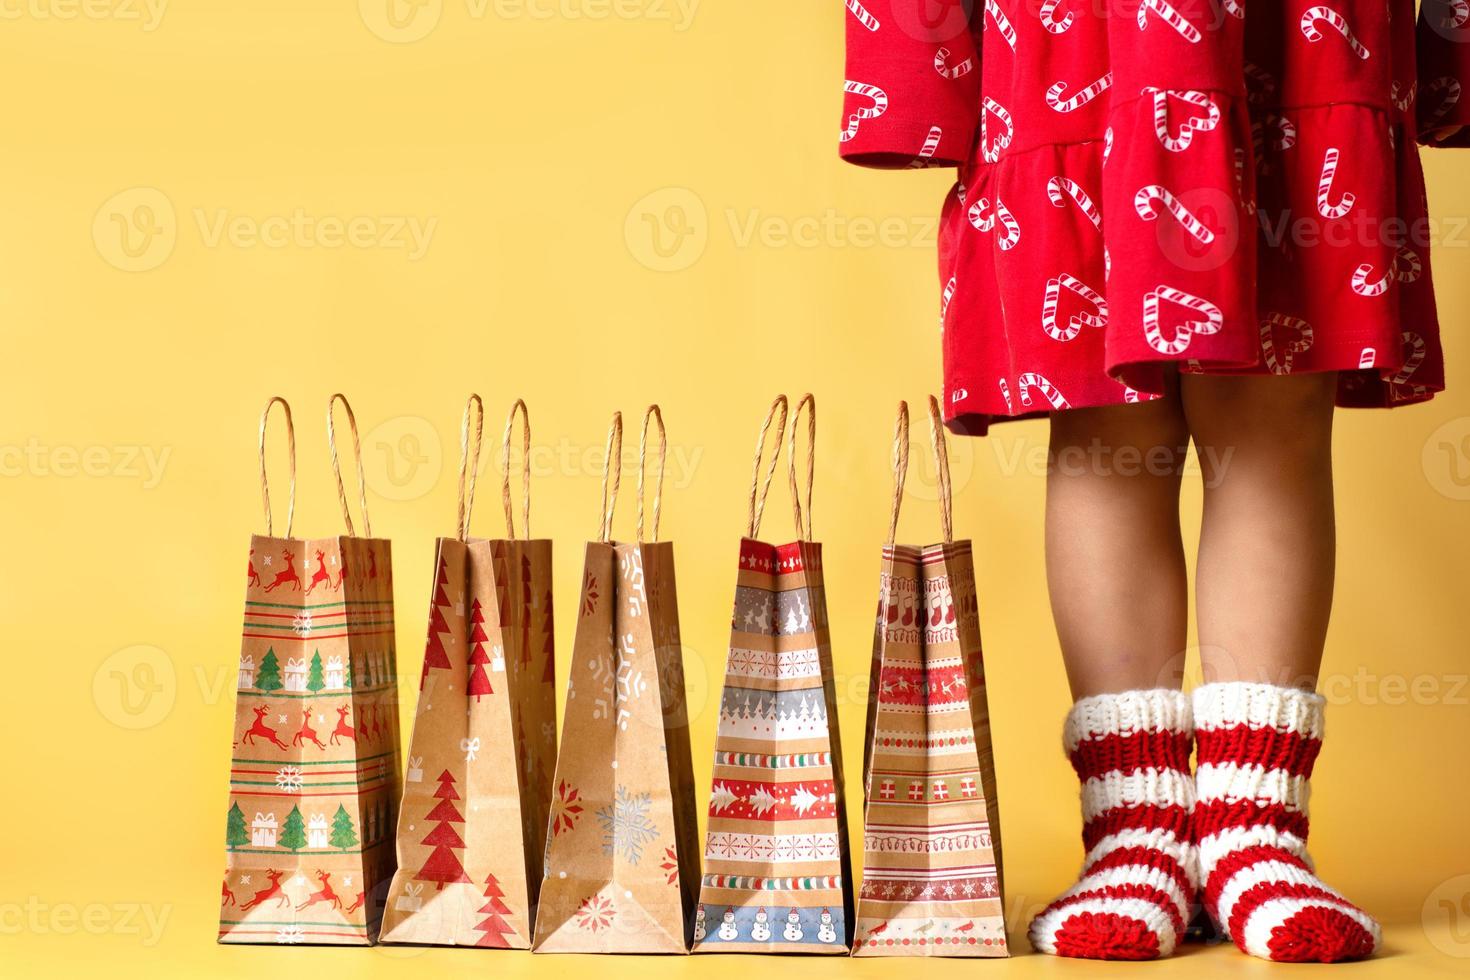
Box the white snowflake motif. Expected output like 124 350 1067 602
597 785 659 864
275 924 305 944
291 612 313 637
275 766 304 793
238 874 252 885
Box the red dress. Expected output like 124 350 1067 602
841 0 1468 433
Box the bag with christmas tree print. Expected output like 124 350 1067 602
852 398 1007 957
378 397 559 948
693 395 854 954
533 408 701 954
220 395 404 945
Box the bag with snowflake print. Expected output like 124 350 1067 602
533 408 701 953
220 395 404 945
378 397 559 948
693 395 854 954
852 398 1007 957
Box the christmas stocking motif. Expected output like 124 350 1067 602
1028 689 1197 960
1194 682 1381 962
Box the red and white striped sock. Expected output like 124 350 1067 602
1194 682 1381 962
1028 689 1197 960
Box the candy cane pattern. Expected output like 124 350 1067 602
1243 63 1277 105
1299 6 1371 60
1222 0 1244 18
1443 0 1470 29
1142 285 1224 355
1147 87 1220 151
934 47 974 80
1039 0 1074 34
1016 373 1071 410
997 377 1013 413
1046 72 1113 113
1047 176 1102 231
1350 261 1392 297
1233 148 1257 215
845 0 879 31
1042 274 1109 341
908 125 944 168
1390 332 1427 385
986 0 1019 51
980 96 1013 163
1259 313 1315 374
1393 246 1423 284
1103 126 1114 164
1137 0 1203 43
968 195 1021 250
1423 77 1463 131
1133 184 1216 245
940 275 956 334
1390 80 1416 112
1315 148 1356 218
840 80 887 143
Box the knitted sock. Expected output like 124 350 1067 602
1194 682 1381 962
1028 689 1197 960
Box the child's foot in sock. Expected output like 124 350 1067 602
1194 682 1381 962
1028 689 1197 960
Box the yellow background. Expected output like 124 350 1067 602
1 2 1467 977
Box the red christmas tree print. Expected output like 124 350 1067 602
473 873 517 948
419 554 455 688
466 598 493 701
540 588 555 685
415 770 472 889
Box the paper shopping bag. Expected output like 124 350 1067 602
379 397 557 948
534 408 700 953
220 395 403 945
852 398 1007 956
694 395 854 953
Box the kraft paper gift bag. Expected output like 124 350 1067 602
852 398 1007 957
221 395 403 945
694 395 854 954
380 397 557 948
534 408 701 954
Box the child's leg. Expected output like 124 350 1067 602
1180 373 1380 963
1046 393 1190 697
1028 393 1197 961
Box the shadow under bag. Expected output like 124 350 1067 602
220 396 403 945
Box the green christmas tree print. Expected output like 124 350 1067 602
256 648 283 693
329 804 359 850
279 804 308 852
225 802 248 850
307 650 325 693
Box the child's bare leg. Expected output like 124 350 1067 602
1046 393 1190 699
1180 372 1379 963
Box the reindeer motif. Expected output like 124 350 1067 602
242 705 289 751
239 869 289 911
366 547 378 581
296 870 343 912
264 549 301 593
292 706 326 750
247 549 261 589
221 877 237 907
334 548 350 589
360 703 379 745
305 549 333 595
344 890 366 915
329 705 356 746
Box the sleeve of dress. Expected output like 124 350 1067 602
839 0 980 169
1416 1 1470 146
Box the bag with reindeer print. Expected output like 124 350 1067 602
220 395 404 945
378 397 558 949
851 398 1006 957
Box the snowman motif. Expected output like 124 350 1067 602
783 908 805 942
817 907 837 944
693 905 708 943
751 907 771 942
717 906 739 941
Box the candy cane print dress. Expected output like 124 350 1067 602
841 0 1470 434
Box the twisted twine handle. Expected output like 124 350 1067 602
597 411 623 543
886 401 910 545
258 396 296 538
502 399 531 539
456 394 485 541
637 405 666 543
746 395 788 539
788 393 816 541
327 393 372 538
927 395 954 544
